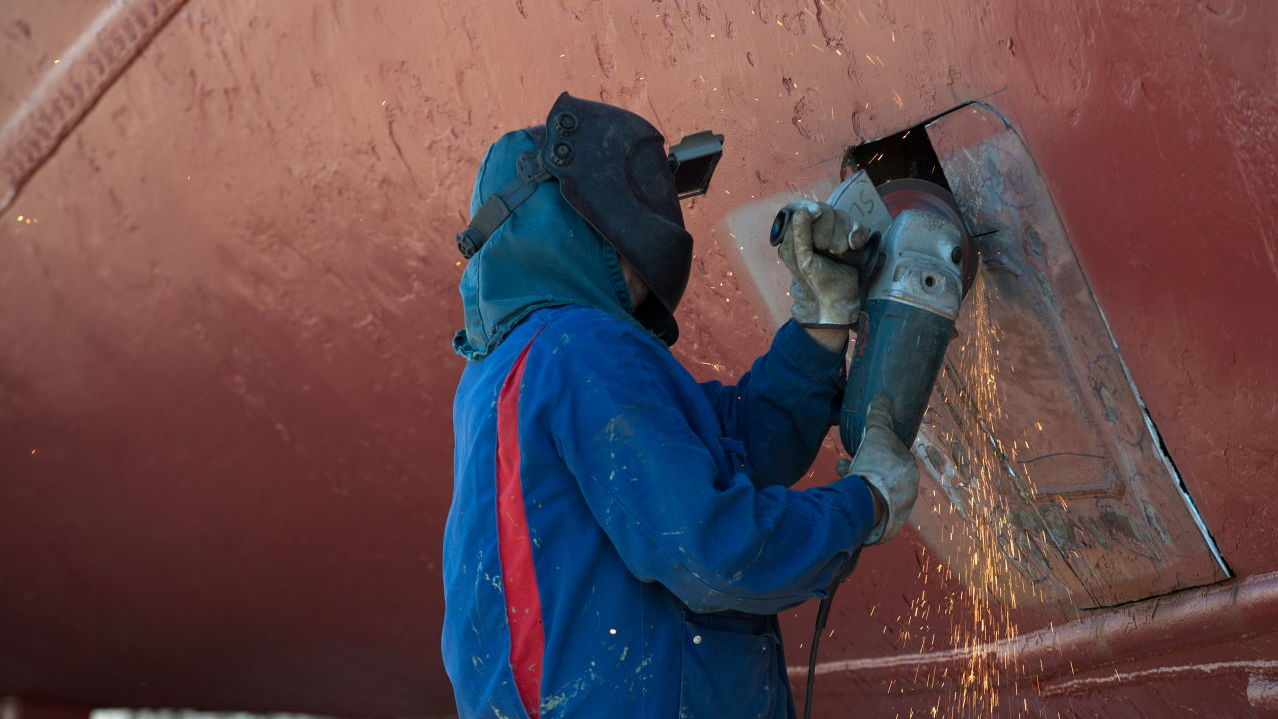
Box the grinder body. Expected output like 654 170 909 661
778 173 973 719
841 206 967 450
772 172 972 452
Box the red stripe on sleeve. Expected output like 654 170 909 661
496 334 546 719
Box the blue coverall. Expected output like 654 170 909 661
443 129 878 719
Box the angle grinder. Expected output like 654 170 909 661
770 172 975 453
770 171 974 719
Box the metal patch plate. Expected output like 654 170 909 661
910 104 1228 609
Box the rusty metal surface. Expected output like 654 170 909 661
1 1 1276 717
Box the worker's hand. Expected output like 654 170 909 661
838 395 919 545
777 199 862 329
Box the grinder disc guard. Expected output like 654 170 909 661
877 178 977 292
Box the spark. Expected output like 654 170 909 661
16 215 23 222
884 275 1072 717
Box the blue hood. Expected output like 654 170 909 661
453 129 645 359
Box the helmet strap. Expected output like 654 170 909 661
456 126 550 259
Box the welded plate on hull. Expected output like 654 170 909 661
910 104 1228 609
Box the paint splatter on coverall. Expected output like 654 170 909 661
443 129 878 719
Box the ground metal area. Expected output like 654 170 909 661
2 1 1276 717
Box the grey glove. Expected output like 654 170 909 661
837 394 920 545
776 199 863 328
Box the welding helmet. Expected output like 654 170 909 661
457 92 723 345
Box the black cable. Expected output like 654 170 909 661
801 590 836 719
802 550 861 719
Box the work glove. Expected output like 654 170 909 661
836 395 919 545
776 198 864 328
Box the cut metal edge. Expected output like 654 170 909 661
1090 300 1232 578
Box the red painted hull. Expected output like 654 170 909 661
2 1 1275 716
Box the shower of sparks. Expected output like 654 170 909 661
868 274 1075 718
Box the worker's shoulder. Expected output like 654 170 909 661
532 304 665 353
527 306 696 405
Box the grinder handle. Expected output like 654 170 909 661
769 206 878 269
840 299 955 453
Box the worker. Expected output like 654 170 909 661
442 92 919 719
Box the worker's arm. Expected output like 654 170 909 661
803 326 850 351
553 315 876 615
698 319 846 489
693 197 862 489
